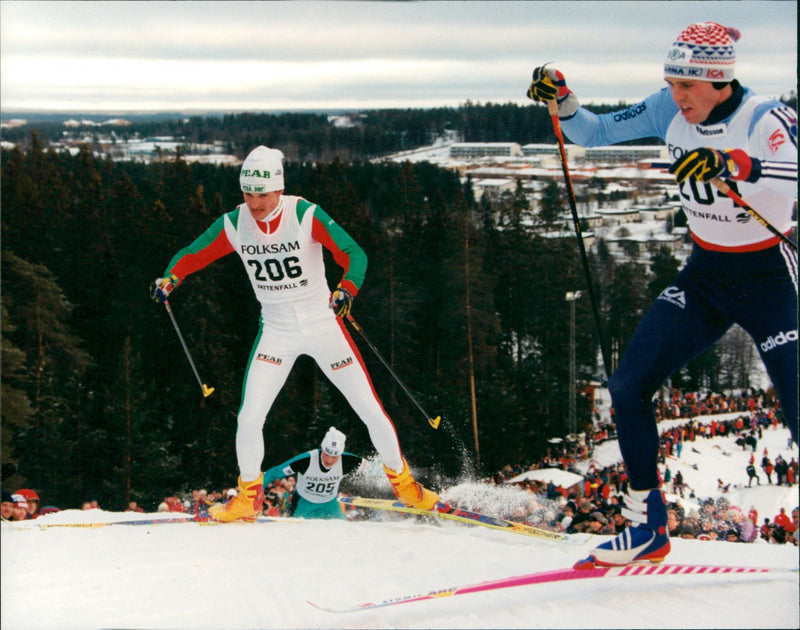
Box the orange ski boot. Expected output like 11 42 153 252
384 458 440 510
208 474 264 522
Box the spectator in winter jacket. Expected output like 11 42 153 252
746 463 761 486
762 455 774 483
10 494 29 521
587 511 615 535
773 507 792 531
610 507 630 535
667 509 682 538
760 518 772 541
774 456 789 485
767 524 788 544
557 503 575 532
570 498 595 532
16 489 40 519
673 470 685 497
1 491 14 521
679 523 699 539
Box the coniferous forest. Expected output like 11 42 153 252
2 103 757 510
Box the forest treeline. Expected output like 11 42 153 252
5 96 795 159
2 100 669 160
0 121 758 510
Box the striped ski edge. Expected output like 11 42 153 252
308 563 797 613
338 496 575 543
3 515 280 529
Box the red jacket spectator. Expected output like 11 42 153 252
16 489 40 519
774 508 792 531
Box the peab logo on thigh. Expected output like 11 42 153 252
760 330 798 353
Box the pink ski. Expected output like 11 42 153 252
308 563 795 613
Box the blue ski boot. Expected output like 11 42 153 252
574 488 670 569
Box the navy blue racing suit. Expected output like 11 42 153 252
561 82 798 489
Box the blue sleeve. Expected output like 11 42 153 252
263 453 312 486
561 88 678 147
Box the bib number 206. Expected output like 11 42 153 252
247 256 302 282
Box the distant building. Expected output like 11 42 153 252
450 142 521 158
472 178 516 198
1 119 27 129
522 143 585 162
102 118 132 127
604 221 686 256
595 207 642 226
541 229 597 249
637 204 682 222
583 145 668 164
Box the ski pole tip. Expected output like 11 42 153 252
202 384 215 398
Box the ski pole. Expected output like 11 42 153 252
345 315 441 429
163 300 215 398
546 98 613 379
711 178 797 251
638 162 797 252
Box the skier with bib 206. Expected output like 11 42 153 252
527 22 797 567
262 427 364 520
150 146 440 522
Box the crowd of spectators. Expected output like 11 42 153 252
485 388 798 547
3 388 797 548
1 488 48 521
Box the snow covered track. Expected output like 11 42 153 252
2 429 797 628
2 510 797 629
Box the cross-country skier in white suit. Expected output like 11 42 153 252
150 146 439 522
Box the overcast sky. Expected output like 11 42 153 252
1 1 796 113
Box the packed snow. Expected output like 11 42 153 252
2 426 798 630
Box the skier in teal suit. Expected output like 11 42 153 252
263 427 364 519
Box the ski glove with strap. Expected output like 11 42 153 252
669 148 758 185
527 66 580 118
150 273 179 303
329 285 353 317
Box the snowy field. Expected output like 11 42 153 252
2 425 798 630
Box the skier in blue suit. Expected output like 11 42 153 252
527 21 797 567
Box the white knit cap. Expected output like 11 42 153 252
664 22 740 82
240 146 285 193
321 427 346 457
